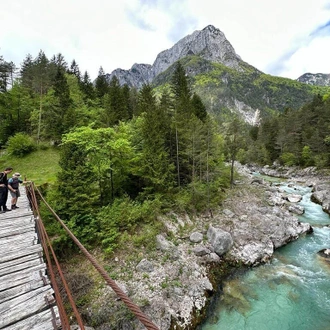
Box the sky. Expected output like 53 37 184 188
1 0 330 81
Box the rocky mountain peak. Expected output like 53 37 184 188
297 73 330 86
104 25 242 89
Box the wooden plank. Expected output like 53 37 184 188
3 307 60 330
0 231 37 248
0 238 40 256
0 255 44 276
0 244 42 263
0 278 48 303
0 232 38 250
0 252 42 271
0 216 34 229
0 210 33 221
0 264 46 291
0 285 55 328
0 223 36 239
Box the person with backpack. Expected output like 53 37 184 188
0 167 13 213
8 172 23 210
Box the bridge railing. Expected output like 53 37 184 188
25 181 159 330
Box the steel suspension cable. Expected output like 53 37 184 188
27 183 86 330
26 183 71 329
34 185 160 330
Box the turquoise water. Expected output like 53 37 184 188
201 183 330 330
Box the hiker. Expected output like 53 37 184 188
8 172 23 210
0 167 13 213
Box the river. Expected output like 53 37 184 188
200 181 330 330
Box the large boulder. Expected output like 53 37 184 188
207 225 233 256
311 184 330 214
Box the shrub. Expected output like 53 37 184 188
96 196 161 255
6 133 37 157
314 153 328 168
301 146 314 167
280 152 296 166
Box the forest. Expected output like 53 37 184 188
1 50 330 255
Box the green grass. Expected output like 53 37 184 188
0 147 60 185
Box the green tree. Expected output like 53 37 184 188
43 68 73 142
191 93 207 122
69 59 81 82
20 54 35 91
171 62 193 186
136 85 174 193
102 76 128 126
95 67 109 98
80 71 95 101
61 124 137 204
224 116 244 187
32 50 52 142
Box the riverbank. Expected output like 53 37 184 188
199 165 330 330
78 163 325 329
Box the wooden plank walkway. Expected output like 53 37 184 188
0 188 61 329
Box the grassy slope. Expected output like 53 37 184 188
0 147 60 185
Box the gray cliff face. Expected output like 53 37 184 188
152 25 242 77
297 73 330 86
104 25 242 89
105 64 154 89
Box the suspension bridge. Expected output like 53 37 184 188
0 184 159 330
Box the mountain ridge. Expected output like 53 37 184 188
297 73 330 86
104 25 330 123
105 25 244 89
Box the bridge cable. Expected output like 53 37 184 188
27 183 85 330
33 184 160 330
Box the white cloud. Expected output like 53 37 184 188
0 0 329 80
278 35 330 78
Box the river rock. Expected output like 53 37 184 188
311 184 330 214
317 249 330 266
318 248 330 258
207 225 233 256
288 204 305 215
190 232 203 243
287 194 302 203
136 259 154 272
156 234 181 260
192 246 210 256
231 241 274 265
223 209 235 217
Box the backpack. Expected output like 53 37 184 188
9 177 20 189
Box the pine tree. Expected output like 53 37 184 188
137 84 174 193
95 67 109 98
108 76 128 123
54 141 99 236
170 62 193 186
20 54 34 90
33 50 51 142
191 93 207 122
69 59 81 82
44 68 73 142
80 71 95 100
0 55 13 92
122 84 133 119
224 116 244 187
